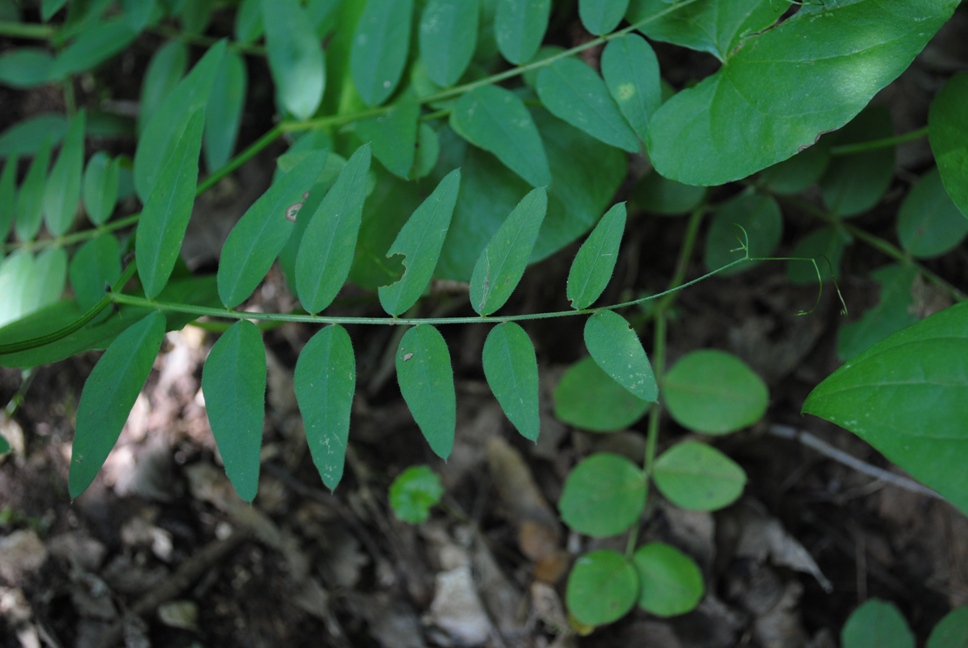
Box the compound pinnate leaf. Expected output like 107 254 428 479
202 320 266 503
601 34 660 141
204 50 246 172
69 233 121 311
15 136 51 242
929 72 968 218
389 465 444 523
296 144 371 314
819 106 895 218
495 0 550 64
568 203 626 309
897 168 968 258
379 169 461 316
263 0 324 120
559 453 645 537
703 192 782 275
419 0 478 87
553 357 650 432
469 187 547 316
351 0 413 106
396 325 455 459
482 322 540 441
566 550 638 626
43 109 85 236
70 311 166 498
646 0 958 186
652 441 746 511
450 85 551 187
355 100 419 179
83 152 119 226
294 324 355 491
536 57 639 154
633 543 704 617
219 150 330 308
927 607 968 648
136 108 205 299
841 599 914 648
803 302 968 516
664 350 767 435
584 310 657 402
579 0 627 35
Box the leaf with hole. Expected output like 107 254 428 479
633 542 704 617
83 152 119 226
69 311 166 498
201 320 266 503
584 310 657 402
294 324 355 491
803 301 968 516
419 0 478 87
494 0 550 64
929 71 968 219
450 85 551 187
43 109 85 236
579 0 627 35
296 144 372 314
559 452 645 537
396 325 455 459
536 57 639 153
136 108 205 299
652 441 746 511
553 357 650 432
841 599 914 648
482 322 540 441
568 203 626 309
663 350 767 435
469 187 547 315
263 0 324 120
219 150 330 309
351 0 413 106
897 168 968 258
703 192 782 275
601 34 660 141
379 169 461 316
566 550 638 626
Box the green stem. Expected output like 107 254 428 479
197 123 285 194
0 20 56 39
150 24 267 56
830 127 929 156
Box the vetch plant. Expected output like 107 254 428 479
1 0 967 634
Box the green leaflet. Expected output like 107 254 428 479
897 168 968 258
0 434 8 455
628 0 786 61
201 320 266 503
218 149 330 308
204 50 246 172
758 138 831 195
0 249 67 328
663 350 767 435
82 152 119 226
583 310 657 402
536 57 639 154
494 0 550 64
553 357 650 432
350 0 413 106
646 0 958 186
482 322 540 441
469 187 547 316
69 233 121 311
0 113 67 159
123 0 156 30
48 17 137 80
0 48 53 88
134 40 224 202
294 324 355 491
600 34 660 142
396 325 456 459
354 100 419 179
579 0 627 35
633 543 704 617
652 441 746 511
841 600 914 648
703 192 782 275
41 0 67 20
837 264 918 362
296 144 372 314
927 607 968 648
0 155 15 239
567 203 626 309
43 109 85 236
559 453 645 537
450 85 551 187
929 72 968 218
15 136 51 241
235 0 263 42
378 169 461 316
819 106 895 218
263 0 325 120
136 107 205 299
566 550 638 626
138 40 188 134
786 225 851 286
389 465 444 523
419 0 478 87
69 310 166 498
803 301 968 516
